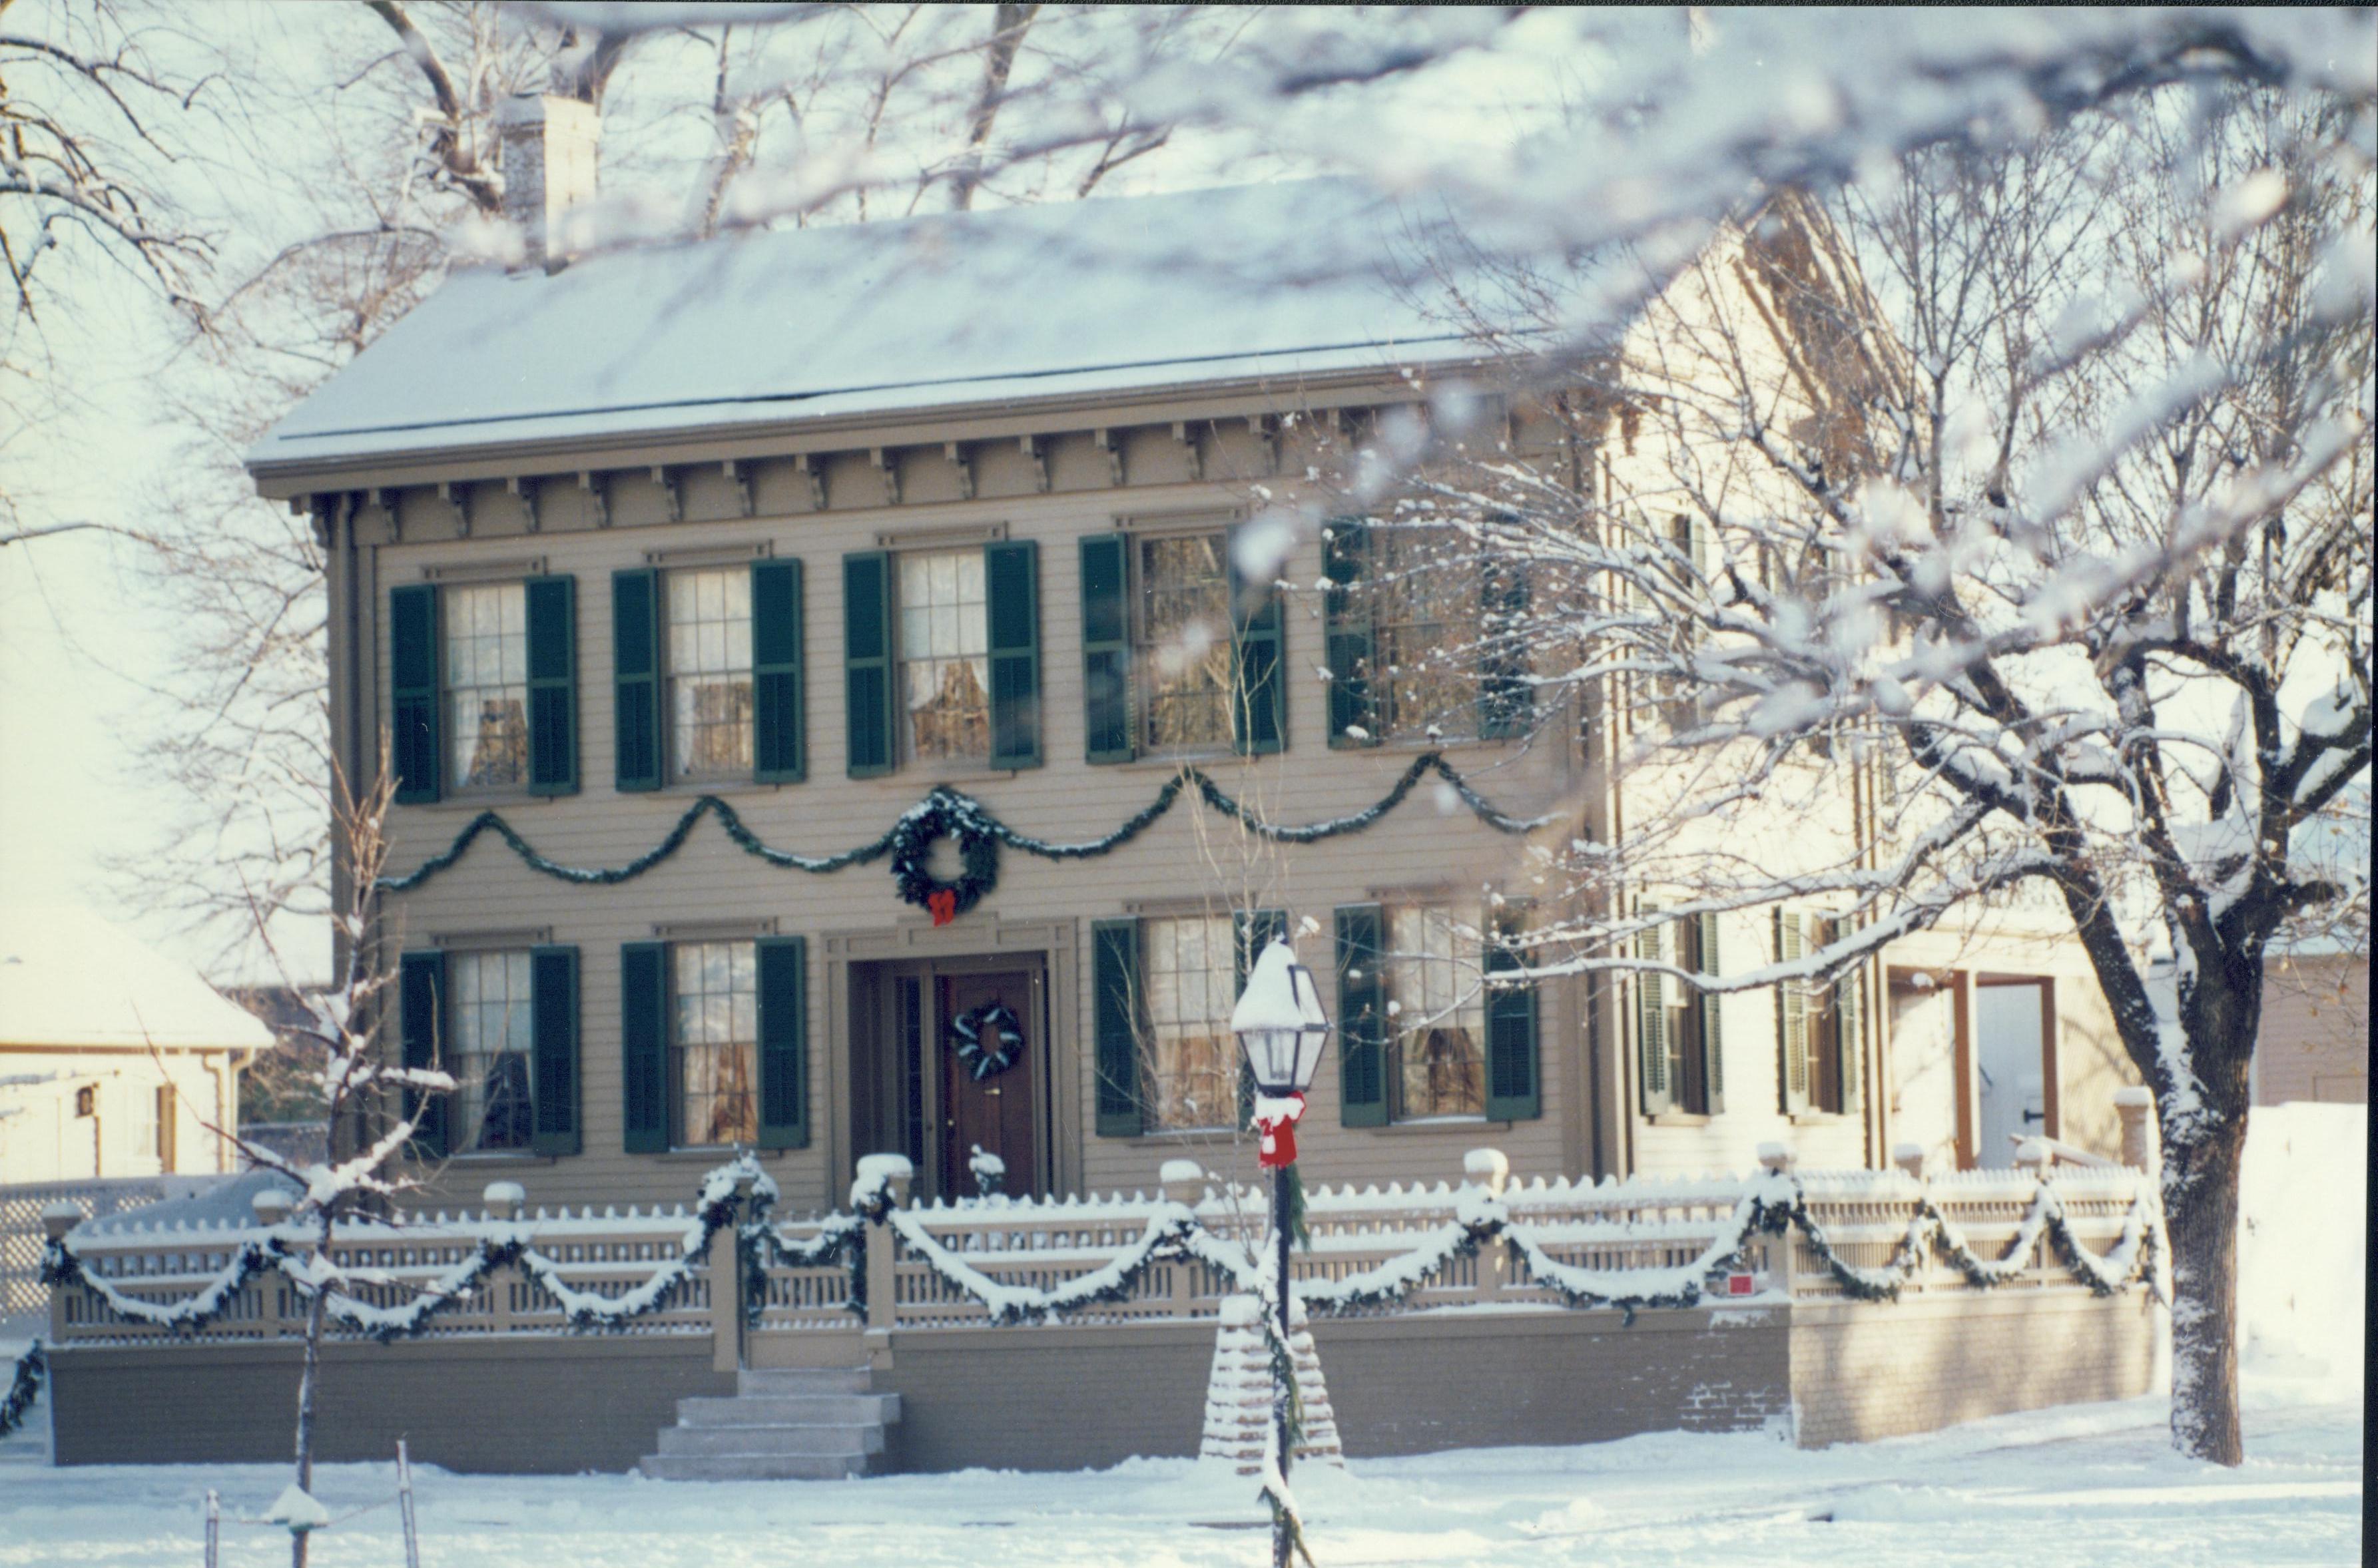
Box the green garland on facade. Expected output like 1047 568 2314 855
376 752 1558 918
0 1340 42 1439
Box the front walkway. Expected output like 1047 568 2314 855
0 1377 2356 1567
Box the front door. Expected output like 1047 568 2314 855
939 970 1039 1198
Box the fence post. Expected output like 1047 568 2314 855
710 1171 749 1374
251 1187 295 1338
1755 1143 1797 1297
1160 1160 1204 1318
1464 1150 1510 1304
39 1204 81 1343
863 1160 911 1346
396 1438 421 1568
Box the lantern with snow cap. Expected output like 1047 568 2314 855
1231 938 1331 1100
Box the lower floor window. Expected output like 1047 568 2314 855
451 950 536 1152
1141 914 1239 1132
1388 904 1486 1121
675 941 758 1146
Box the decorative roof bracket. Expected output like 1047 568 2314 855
1171 420 1203 481
796 453 827 511
869 447 901 506
578 470 609 529
508 474 541 533
438 479 470 538
1093 427 1125 487
945 441 975 501
651 465 683 524
722 459 754 519
1018 435 1049 494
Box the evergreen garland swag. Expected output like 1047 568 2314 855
375 751 1556 922
952 1003 1027 1081
0 1340 42 1439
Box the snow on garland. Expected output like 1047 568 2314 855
951 1003 1026 1081
375 752 1556 922
0 1340 42 1439
43 1157 768 1342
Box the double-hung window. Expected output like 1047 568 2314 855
1386 904 1487 1121
1775 910 1861 1117
667 569 755 779
1324 517 1529 747
444 584 531 790
898 549 992 763
674 940 760 1148
388 576 577 802
1635 907 1724 1116
1139 914 1240 1133
449 949 537 1153
1077 525 1285 764
1334 900 1540 1128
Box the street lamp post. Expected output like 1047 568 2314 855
1231 937 1331 1568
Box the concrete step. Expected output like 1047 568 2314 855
655 1422 881 1458
736 1367 873 1396
637 1451 865 1482
676 1392 900 1428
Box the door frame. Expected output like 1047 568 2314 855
824 919 1077 1202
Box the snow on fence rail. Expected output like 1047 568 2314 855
37 1151 2163 1348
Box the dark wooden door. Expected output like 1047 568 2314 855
940 970 1039 1198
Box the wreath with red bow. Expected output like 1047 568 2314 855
887 792 1000 925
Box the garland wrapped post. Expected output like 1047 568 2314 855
1 1340 43 1439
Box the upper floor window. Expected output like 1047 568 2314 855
451 949 536 1153
444 583 531 791
389 577 577 804
898 549 991 763
675 939 759 1147
667 569 754 779
1325 517 1529 748
1139 533 1237 753
1078 527 1284 765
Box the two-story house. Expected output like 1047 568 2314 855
242 97 2137 1221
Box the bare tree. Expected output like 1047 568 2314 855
1385 90 2368 1465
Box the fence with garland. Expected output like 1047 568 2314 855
34 1135 2164 1357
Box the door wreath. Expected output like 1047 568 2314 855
952 1002 1026 1082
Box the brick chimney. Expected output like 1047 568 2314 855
498 93 601 271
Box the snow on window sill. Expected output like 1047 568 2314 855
654 1147 788 1162
1382 1114 1498 1131
1647 1112 1713 1128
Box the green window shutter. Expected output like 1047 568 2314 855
1635 905 1671 1116
1323 518 1376 748
1695 911 1725 1114
1335 904 1387 1128
1233 908 1289 1130
525 576 579 796
1079 535 1135 764
389 585 441 804
843 551 895 777
1229 529 1287 756
752 559 806 783
1776 911 1810 1115
1091 919 1143 1137
1483 913 1541 1122
1478 555 1532 740
611 570 662 792
398 950 448 1159
1833 925 1863 1117
985 539 1041 770
529 945 581 1157
620 942 670 1153
756 935 809 1150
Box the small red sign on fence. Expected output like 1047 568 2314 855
1726 1272 1755 1296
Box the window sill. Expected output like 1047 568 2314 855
444 1151 555 1166
1646 1113 1712 1128
406 791 551 812
650 1147 792 1163
1789 1112 1851 1127
1378 1117 1506 1134
655 778 787 797
1111 750 1246 772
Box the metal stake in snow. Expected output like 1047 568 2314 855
397 1438 421 1568
204 1489 220 1568
1231 937 1330 1568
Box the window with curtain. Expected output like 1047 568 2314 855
449 949 536 1152
1388 902 1486 1121
1371 527 1480 740
443 583 529 790
898 549 990 762
1139 914 1240 1132
674 941 758 1147
667 569 754 778
1136 533 1235 752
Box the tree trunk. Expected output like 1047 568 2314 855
290 1215 332 1567
2161 1105 2247 1465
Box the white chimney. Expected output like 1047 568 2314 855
497 93 601 271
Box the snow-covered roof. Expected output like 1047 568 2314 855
247 180 1490 476
0 906 274 1054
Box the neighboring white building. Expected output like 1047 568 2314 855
0 908 268 1180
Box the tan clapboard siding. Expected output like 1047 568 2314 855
374 475 1584 1215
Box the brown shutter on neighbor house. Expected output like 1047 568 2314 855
1833 922 1863 1117
1776 910 1810 1115
1695 911 1725 1115
1636 906 1671 1115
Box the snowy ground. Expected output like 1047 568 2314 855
0 1374 2359 1567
